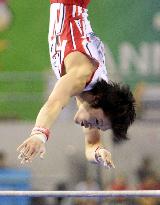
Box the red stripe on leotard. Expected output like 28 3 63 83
50 0 90 8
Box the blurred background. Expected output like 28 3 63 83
0 0 160 204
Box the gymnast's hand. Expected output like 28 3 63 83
17 134 46 164
95 147 115 169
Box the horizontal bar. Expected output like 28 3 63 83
0 190 159 198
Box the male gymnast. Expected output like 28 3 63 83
17 0 136 169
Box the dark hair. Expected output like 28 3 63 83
90 80 136 143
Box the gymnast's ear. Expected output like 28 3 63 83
91 95 101 106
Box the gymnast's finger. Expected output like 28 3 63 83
17 138 30 152
27 148 40 162
18 147 29 160
40 149 46 159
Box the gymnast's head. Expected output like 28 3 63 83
74 79 136 143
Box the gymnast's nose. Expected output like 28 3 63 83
74 114 83 125
74 117 79 124
74 113 84 125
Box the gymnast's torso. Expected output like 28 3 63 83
48 0 108 91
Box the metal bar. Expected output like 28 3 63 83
0 190 159 198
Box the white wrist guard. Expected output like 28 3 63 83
31 133 47 143
32 126 50 140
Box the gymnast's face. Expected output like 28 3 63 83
74 104 111 131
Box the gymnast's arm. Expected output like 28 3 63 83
84 127 102 161
83 127 115 168
17 52 94 163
